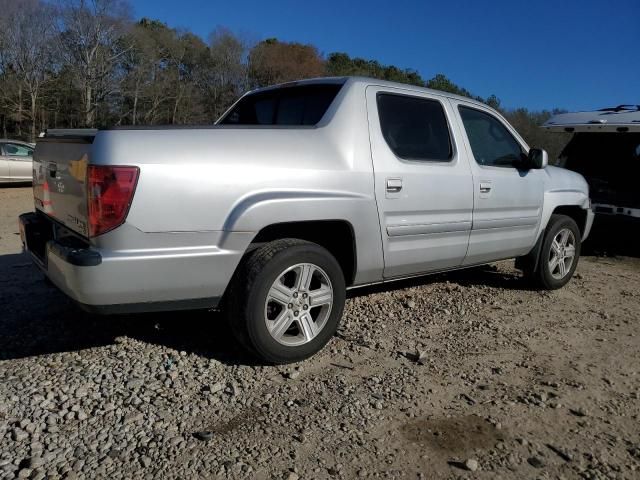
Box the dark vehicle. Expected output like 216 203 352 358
544 105 640 253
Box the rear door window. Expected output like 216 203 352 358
220 84 343 126
376 93 453 161
3 143 33 157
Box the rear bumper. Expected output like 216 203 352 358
19 212 251 314
47 240 102 267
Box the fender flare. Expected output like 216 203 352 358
519 191 590 272
536 189 590 239
219 188 384 286
221 189 369 232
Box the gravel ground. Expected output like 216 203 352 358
1 186 639 480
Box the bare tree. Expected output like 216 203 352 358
120 20 155 125
0 0 24 138
0 0 57 141
204 27 247 119
56 0 132 127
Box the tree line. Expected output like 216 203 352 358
0 0 569 159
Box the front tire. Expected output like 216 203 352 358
225 239 346 364
530 214 581 289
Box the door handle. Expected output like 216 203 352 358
386 178 403 193
479 182 492 193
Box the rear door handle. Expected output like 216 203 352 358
479 182 492 193
386 178 403 193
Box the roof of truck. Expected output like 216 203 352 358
543 105 640 132
252 76 489 108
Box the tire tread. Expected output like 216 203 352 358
224 238 343 363
530 214 581 290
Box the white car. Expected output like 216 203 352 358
0 140 34 183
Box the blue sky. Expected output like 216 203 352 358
131 0 639 112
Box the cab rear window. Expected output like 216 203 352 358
220 84 343 126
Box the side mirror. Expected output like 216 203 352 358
528 148 548 169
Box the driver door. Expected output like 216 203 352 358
451 101 544 264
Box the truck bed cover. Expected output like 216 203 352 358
543 106 640 132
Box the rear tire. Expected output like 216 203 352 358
225 239 346 364
527 214 581 290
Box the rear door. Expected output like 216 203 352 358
451 100 544 264
366 86 474 278
4 142 34 181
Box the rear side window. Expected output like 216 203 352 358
3 143 33 156
377 93 453 161
220 84 343 126
458 106 524 168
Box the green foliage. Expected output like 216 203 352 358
504 108 571 162
426 73 470 97
326 52 425 86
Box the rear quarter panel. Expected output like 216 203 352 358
91 82 384 285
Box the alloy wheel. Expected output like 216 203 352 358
548 227 576 280
264 263 333 346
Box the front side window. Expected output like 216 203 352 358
219 84 343 126
3 143 33 157
377 93 453 161
458 106 524 168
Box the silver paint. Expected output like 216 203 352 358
26 77 593 311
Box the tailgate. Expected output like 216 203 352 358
34 129 97 237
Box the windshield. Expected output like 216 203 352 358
219 83 343 126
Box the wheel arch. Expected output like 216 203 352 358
537 189 591 241
250 220 357 286
550 205 588 237
518 201 589 274
219 189 384 287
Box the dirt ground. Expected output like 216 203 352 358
1 185 639 480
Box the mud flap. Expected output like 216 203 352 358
515 231 545 273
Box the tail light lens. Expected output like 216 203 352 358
87 165 139 237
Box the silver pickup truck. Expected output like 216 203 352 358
19 77 594 363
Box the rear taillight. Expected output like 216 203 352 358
87 165 139 237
